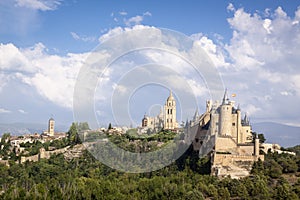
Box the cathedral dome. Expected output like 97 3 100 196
167 91 175 101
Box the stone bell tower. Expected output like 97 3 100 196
48 117 55 136
164 90 178 130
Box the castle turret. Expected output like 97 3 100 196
237 107 242 143
206 100 212 112
254 134 260 156
243 113 250 126
219 90 232 136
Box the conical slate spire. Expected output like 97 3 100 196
222 89 228 105
193 108 199 121
243 113 249 125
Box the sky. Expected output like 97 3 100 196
1 0 300 129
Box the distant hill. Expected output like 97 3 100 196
252 122 300 148
0 123 68 136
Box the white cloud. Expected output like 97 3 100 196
0 43 33 72
70 32 80 40
143 11 152 16
98 27 124 43
263 19 272 34
220 5 300 124
0 42 88 109
70 32 96 42
193 36 229 68
243 104 261 116
18 109 27 114
125 15 144 26
98 25 156 43
0 108 11 114
15 0 62 11
227 3 235 12
119 11 127 16
124 12 152 26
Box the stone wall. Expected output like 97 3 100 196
212 153 264 179
215 137 237 153
20 145 83 164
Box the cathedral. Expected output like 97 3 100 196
141 91 178 132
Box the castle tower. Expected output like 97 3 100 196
254 135 260 156
236 106 242 143
219 90 232 136
48 118 55 136
164 90 178 130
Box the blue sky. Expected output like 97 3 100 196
2 0 299 53
1 0 300 130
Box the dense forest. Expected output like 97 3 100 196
0 145 299 199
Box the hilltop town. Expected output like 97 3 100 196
0 90 296 179
0 91 299 199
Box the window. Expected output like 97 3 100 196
232 123 235 126
167 119 169 122
170 109 172 114
169 103 171 106
170 119 172 123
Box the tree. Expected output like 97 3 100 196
258 133 266 143
108 123 112 130
67 123 80 145
0 133 10 144
278 157 298 173
252 132 266 143
267 160 283 178
78 122 90 131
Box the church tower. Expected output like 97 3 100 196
48 118 55 136
164 90 178 130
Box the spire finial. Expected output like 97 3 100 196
222 88 228 105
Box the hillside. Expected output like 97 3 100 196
252 122 300 147
0 123 68 136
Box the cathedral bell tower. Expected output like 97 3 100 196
164 90 178 130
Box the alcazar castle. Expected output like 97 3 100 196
140 89 265 178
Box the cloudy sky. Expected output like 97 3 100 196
1 0 300 128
